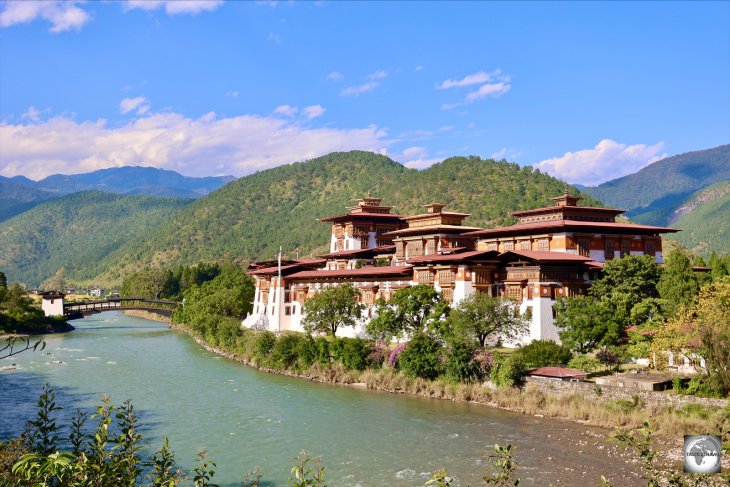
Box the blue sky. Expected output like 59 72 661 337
1 0 728 185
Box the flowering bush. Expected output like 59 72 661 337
473 353 494 377
387 343 407 368
369 341 389 367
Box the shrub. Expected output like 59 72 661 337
387 343 407 368
514 340 573 368
252 330 276 361
296 335 318 369
684 375 725 398
399 334 443 380
567 354 601 373
315 337 330 365
334 338 374 371
444 341 483 383
369 341 389 368
596 349 623 370
489 355 526 388
270 333 304 369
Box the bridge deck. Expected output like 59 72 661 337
63 297 179 316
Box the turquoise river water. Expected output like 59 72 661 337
0 312 643 486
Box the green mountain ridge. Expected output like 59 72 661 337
89 151 601 285
0 191 192 287
667 181 730 256
584 144 730 226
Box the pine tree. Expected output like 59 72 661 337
657 249 699 311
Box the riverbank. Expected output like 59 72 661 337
167 322 728 441
0 321 75 340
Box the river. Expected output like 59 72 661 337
0 312 642 486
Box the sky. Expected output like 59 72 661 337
0 0 728 186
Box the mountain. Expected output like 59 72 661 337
667 182 730 256
0 179 56 222
89 151 600 284
6 166 235 199
0 191 191 287
584 144 730 226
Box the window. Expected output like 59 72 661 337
645 240 656 256
621 240 630 257
605 240 615 260
503 241 514 251
519 240 531 250
577 239 590 257
487 242 498 251
537 239 549 251
285 306 291 316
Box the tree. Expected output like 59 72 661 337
514 340 572 368
708 251 729 281
554 296 621 353
694 281 730 395
366 285 448 340
657 249 700 312
590 255 661 306
302 283 364 337
446 293 527 347
0 270 7 290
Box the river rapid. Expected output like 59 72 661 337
0 312 643 486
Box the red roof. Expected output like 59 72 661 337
528 366 587 378
500 250 593 263
463 219 678 237
287 265 413 280
407 250 499 264
249 259 326 275
319 212 404 223
511 205 626 217
318 245 395 259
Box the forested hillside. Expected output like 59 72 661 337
667 181 730 256
0 191 191 287
584 144 730 225
0 179 55 222
91 151 598 284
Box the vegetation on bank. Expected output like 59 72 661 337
0 271 69 337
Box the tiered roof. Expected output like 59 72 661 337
319 196 404 223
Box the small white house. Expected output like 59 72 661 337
40 292 65 317
89 287 104 297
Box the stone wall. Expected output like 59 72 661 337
525 377 728 409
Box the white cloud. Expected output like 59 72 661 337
464 82 511 102
274 105 298 117
226 91 239 98
402 146 426 158
437 70 500 90
0 112 390 179
403 157 442 170
302 105 326 119
340 81 379 97
415 65 424 72
120 96 150 115
490 147 523 161
22 106 42 122
124 0 223 15
438 69 511 109
368 70 388 80
533 139 667 186
326 71 343 81
0 0 91 33
267 32 281 44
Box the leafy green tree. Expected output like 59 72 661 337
657 249 700 312
444 341 483 383
694 281 730 395
514 340 573 368
398 333 443 379
366 285 449 340
446 293 527 347
709 251 729 281
554 296 621 353
0 270 7 290
302 283 364 337
489 355 526 388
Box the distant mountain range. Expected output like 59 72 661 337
0 166 234 222
583 144 730 226
0 145 727 287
